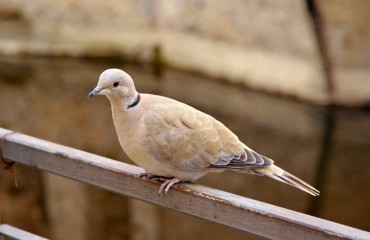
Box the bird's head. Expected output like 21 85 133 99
88 69 137 102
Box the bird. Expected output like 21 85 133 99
88 68 320 196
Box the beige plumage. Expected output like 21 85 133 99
88 69 319 196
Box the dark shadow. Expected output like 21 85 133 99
151 45 165 78
305 0 334 96
0 59 33 86
308 105 336 215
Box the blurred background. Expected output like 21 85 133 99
0 0 369 239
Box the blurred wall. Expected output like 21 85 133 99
0 0 369 105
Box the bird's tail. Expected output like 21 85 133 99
253 164 320 196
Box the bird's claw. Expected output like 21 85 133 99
137 172 169 184
137 172 164 181
137 173 182 195
158 177 181 195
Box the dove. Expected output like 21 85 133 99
88 69 319 196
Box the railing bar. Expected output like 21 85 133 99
0 224 49 240
0 128 369 240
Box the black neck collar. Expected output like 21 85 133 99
127 94 141 109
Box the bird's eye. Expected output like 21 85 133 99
113 82 119 87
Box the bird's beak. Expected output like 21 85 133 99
87 87 102 99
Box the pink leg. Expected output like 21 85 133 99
137 173 183 195
158 177 181 195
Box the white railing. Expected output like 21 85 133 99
0 224 48 240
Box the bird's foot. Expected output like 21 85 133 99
137 172 163 181
158 177 181 195
137 173 183 195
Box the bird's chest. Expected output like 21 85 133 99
112 112 155 166
113 112 142 149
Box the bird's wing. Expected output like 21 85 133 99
143 100 272 171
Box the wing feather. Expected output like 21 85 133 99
144 99 272 171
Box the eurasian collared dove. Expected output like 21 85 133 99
88 69 319 196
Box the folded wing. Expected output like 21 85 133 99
144 100 272 171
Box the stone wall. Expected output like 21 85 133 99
316 0 370 105
0 0 368 105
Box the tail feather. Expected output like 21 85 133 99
255 165 320 196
